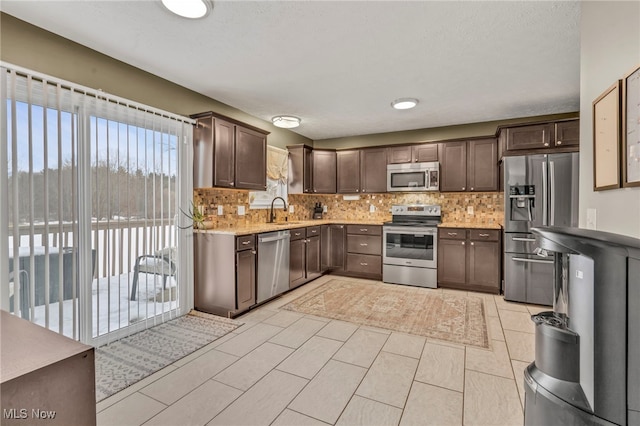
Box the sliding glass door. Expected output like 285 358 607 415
1 65 194 346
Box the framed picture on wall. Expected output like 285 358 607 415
592 81 622 191
622 64 640 187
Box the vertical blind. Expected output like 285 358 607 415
1 63 194 345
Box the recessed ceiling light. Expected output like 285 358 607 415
391 98 419 110
161 0 212 19
272 116 301 129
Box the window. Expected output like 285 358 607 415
249 146 288 209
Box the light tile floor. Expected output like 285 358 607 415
97 275 546 426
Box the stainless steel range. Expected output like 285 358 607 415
383 204 441 288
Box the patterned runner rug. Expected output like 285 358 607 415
95 311 242 401
282 279 489 349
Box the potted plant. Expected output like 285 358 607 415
180 202 213 229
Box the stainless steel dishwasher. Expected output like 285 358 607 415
257 230 290 303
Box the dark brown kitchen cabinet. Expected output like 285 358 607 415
439 141 467 191
439 139 498 192
468 138 498 191
387 143 438 164
321 224 345 272
438 228 501 294
336 150 361 193
344 225 382 280
360 148 387 193
288 145 313 194
194 232 256 317
312 149 336 193
501 119 579 155
192 112 268 190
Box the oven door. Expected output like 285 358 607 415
383 226 438 268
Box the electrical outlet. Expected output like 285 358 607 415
237 205 245 216
586 208 596 230
369 204 376 213
289 205 295 213
217 205 223 215
467 206 474 215
323 205 327 213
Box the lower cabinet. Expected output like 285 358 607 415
438 228 501 293
344 225 382 280
289 226 322 289
194 232 256 317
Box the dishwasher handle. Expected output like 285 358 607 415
258 233 290 243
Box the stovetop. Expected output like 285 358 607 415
384 204 442 227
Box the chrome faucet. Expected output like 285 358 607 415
269 197 287 223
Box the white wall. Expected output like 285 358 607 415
580 1 640 238
579 1 640 238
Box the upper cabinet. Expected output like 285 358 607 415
312 150 337 193
439 138 498 192
387 143 438 164
336 148 387 193
500 119 579 155
192 112 268 190
288 145 336 194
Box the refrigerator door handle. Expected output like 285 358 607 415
550 160 555 225
542 161 548 225
512 257 554 264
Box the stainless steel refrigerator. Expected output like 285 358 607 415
503 153 579 305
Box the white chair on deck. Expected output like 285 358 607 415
130 247 177 301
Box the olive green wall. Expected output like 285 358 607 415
0 13 311 149
313 112 578 149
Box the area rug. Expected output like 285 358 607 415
95 311 242 401
282 279 489 349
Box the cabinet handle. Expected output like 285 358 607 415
360 228 368 232
479 233 490 237
447 232 458 236
311 230 317 233
314 189 317 192
462 187 465 190
544 143 549 147
557 140 562 145
230 181 234 186
294 232 301 236
470 187 474 191
359 243 368 246
304 239 308 243
470 242 474 246
360 262 368 266
242 241 250 245
251 250 256 254
356 189 359 192
461 241 465 245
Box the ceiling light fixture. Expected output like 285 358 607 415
161 0 212 19
391 98 419 110
272 116 301 129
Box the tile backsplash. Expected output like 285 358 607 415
194 188 504 228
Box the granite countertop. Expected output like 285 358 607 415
197 219 386 236
438 222 502 230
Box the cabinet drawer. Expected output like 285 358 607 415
306 226 321 237
469 229 500 242
346 225 382 236
439 228 466 240
236 235 255 250
347 235 381 255
290 228 306 241
346 254 381 275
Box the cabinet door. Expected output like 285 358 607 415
289 238 306 289
235 126 267 190
214 118 236 188
328 225 346 271
555 120 579 147
468 138 498 191
306 236 322 281
439 141 467 192
505 124 554 151
288 145 312 194
360 148 387 193
236 249 256 310
193 116 214 188
312 150 336 193
412 143 439 162
387 146 413 164
437 238 467 286
336 150 361 193
467 240 500 291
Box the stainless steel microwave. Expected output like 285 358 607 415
387 162 439 192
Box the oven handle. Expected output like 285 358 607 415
512 257 554 264
383 226 438 235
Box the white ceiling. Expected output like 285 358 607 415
1 1 581 140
